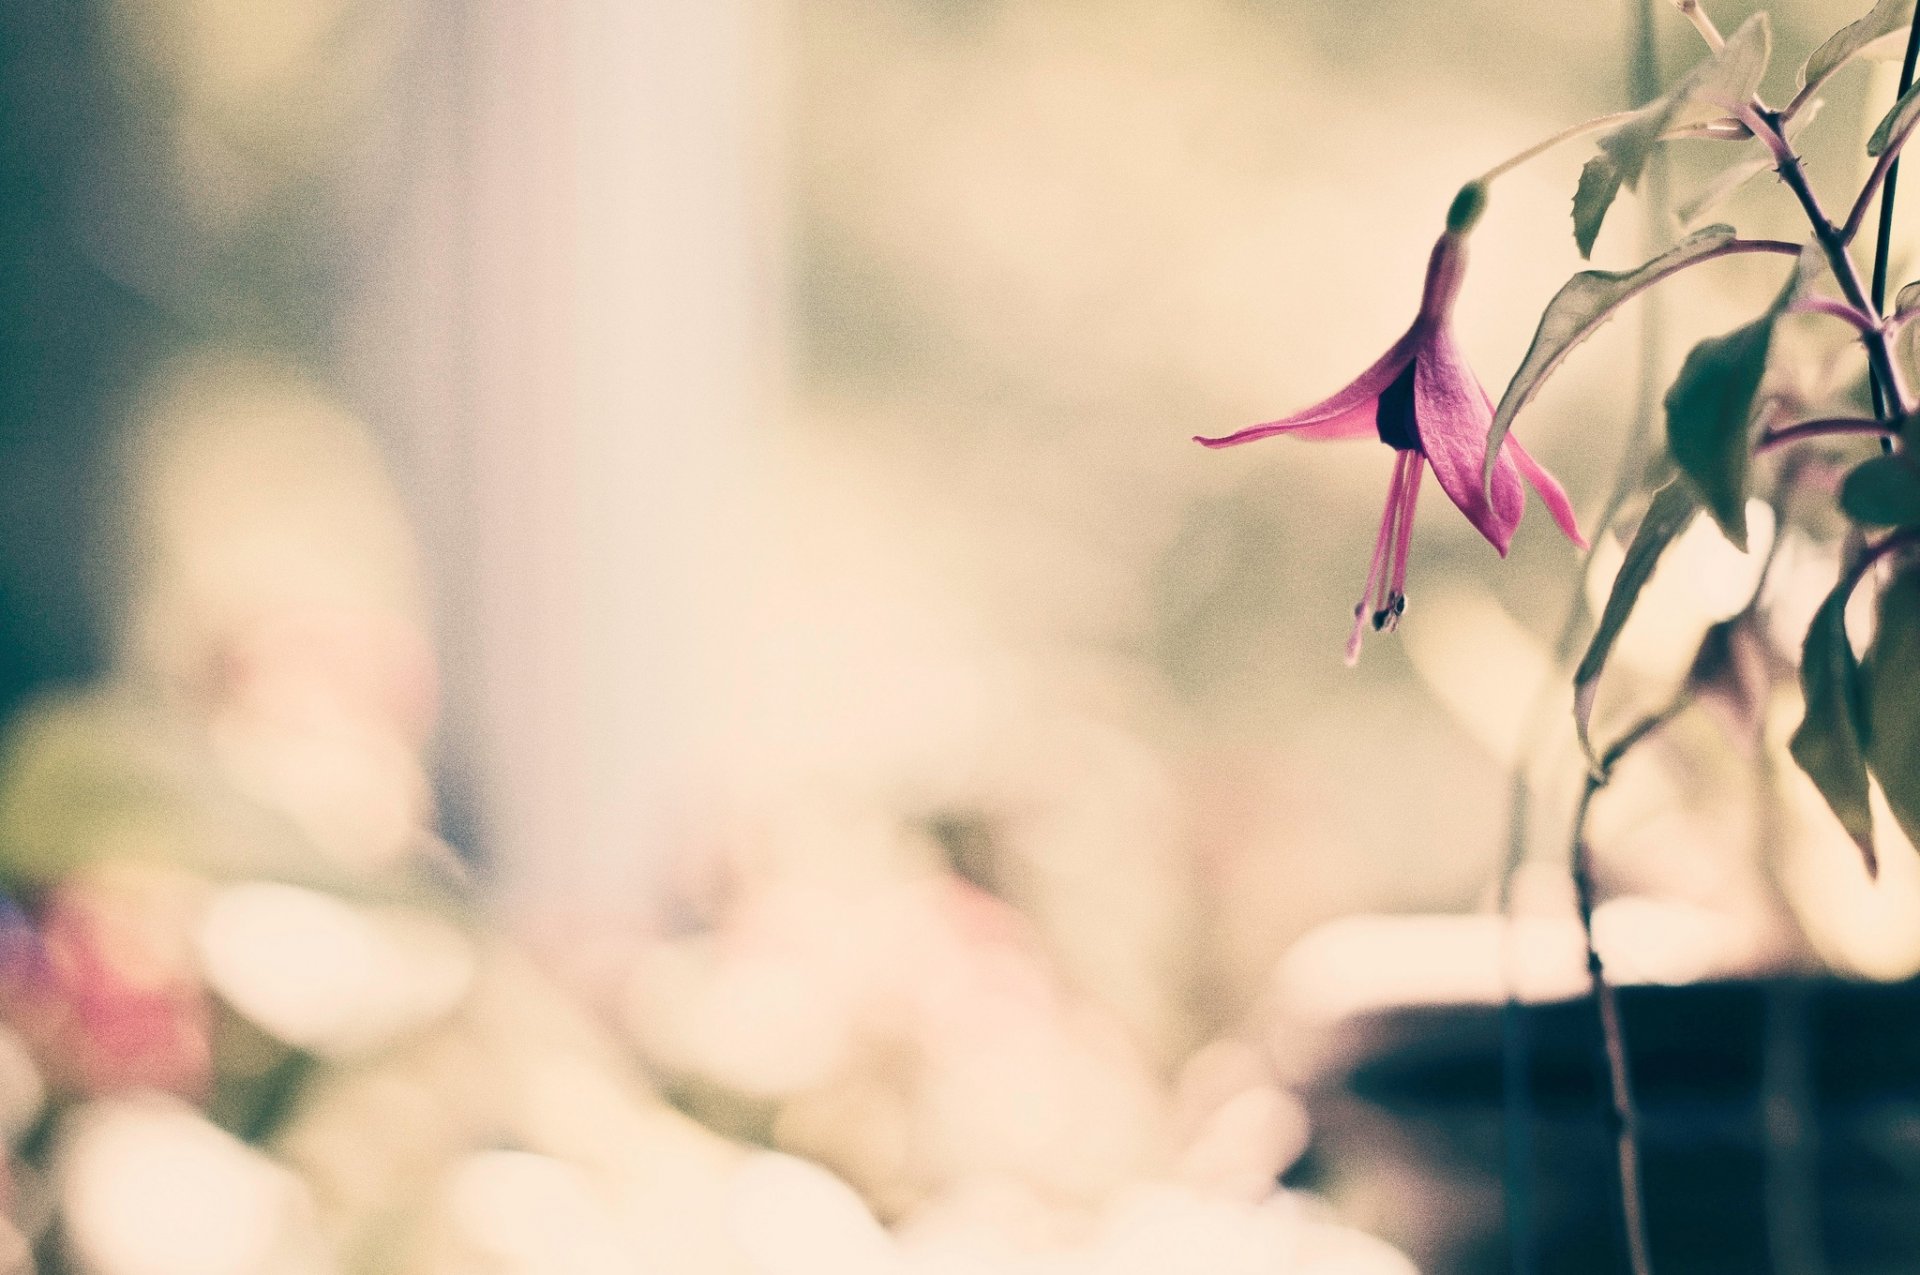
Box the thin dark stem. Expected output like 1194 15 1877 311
1573 839 1654 1275
1872 7 1920 319
1566 701 1682 1275
1501 14 1670 1273
1871 6 1920 452
1755 417 1894 455
1743 107 1914 419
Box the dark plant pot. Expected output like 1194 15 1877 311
1289 977 1920 1275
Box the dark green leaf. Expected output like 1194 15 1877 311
1802 0 1915 95
1485 226 1742 488
1666 316 1774 550
1573 480 1699 754
1868 79 1920 157
1790 581 1876 874
1841 455 1920 526
1571 155 1623 259
1867 564 1920 856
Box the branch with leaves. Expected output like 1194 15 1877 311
1193 2 1920 1271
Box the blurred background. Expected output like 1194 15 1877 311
4 0 1920 1271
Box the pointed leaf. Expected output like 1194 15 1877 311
1867 564 1920 856
1803 0 1915 95
1597 104 1671 196
1666 315 1773 550
1869 79 1920 157
1790 581 1876 873
1572 154 1623 259
1572 480 1699 753
1601 14 1772 189
1842 455 1920 526
1485 226 1743 487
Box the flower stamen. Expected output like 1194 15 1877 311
1382 455 1426 632
1347 450 1411 665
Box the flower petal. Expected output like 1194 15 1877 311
1508 437 1589 549
1194 327 1422 448
1412 328 1523 555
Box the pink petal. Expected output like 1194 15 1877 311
1411 327 1523 556
1508 437 1588 550
1194 327 1422 448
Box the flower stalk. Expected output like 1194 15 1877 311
1755 417 1896 455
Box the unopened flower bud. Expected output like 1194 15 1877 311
1446 181 1489 234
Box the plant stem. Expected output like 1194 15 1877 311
1502 16 1672 1272
1570 701 1684 1275
1573 840 1653 1275
1789 295 1884 337
1872 5 1920 315
1475 111 1642 185
1755 417 1895 455
1871 5 1920 452
1667 0 1723 51
1740 106 1916 419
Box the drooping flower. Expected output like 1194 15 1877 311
1197 189 1586 663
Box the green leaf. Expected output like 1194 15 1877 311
1596 103 1671 196
1868 79 1920 157
1600 14 1772 189
1867 564 1920 857
1842 456 1920 526
1665 316 1773 550
1803 0 1915 95
1572 480 1699 755
1790 581 1876 874
1572 154 1623 259
1485 226 1742 487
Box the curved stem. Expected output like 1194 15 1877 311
1720 238 1814 258
1789 295 1884 337
1843 143 1906 246
1475 111 1643 185
1755 417 1895 455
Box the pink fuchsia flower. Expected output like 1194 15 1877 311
1197 197 1586 663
